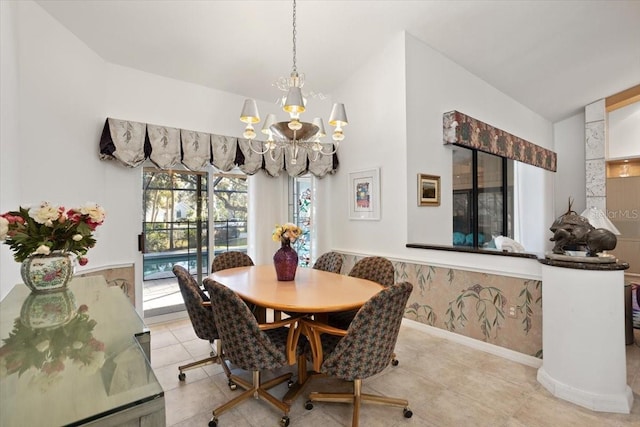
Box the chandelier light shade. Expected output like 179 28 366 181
328 103 348 142
240 0 347 163
240 99 260 140
283 85 305 115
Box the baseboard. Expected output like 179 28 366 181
537 367 633 414
401 318 542 368
144 308 188 325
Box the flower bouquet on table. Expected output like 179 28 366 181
0 202 106 292
272 223 302 281
272 222 302 246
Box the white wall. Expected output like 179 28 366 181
608 101 640 160
553 112 587 217
325 31 554 275
2 3 583 299
404 32 554 255
327 32 408 256
0 1 21 299
1 1 107 299
0 2 290 304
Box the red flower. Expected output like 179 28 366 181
78 257 89 266
1 214 24 225
66 209 82 223
88 337 105 352
86 220 100 231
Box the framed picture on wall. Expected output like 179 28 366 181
418 174 440 206
349 168 380 220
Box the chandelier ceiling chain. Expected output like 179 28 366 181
291 0 297 75
239 0 348 164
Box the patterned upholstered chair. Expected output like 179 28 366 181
211 251 254 273
347 256 394 287
211 250 262 317
312 251 344 274
203 278 303 427
173 265 233 384
302 281 413 427
327 256 398 364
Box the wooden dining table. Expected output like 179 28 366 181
208 264 383 403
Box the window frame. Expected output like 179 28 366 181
453 148 513 249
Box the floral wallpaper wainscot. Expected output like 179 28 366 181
340 253 543 358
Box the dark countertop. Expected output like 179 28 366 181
538 257 630 271
406 243 540 259
406 243 630 271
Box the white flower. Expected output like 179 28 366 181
34 245 51 255
72 341 83 350
0 217 8 241
30 202 60 225
35 340 50 352
72 234 83 241
79 203 106 223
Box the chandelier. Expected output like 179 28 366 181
239 0 348 164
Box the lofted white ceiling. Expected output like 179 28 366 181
35 0 640 123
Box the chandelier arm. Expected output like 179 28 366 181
248 140 270 155
318 142 338 156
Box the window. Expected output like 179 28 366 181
289 175 312 266
452 147 513 248
212 174 248 254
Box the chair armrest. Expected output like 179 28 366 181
300 318 347 337
299 318 347 371
258 314 306 331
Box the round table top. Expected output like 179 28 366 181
208 265 383 313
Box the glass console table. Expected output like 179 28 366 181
0 276 165 426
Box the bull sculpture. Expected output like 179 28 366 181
549 200 617 256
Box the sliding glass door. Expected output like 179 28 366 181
142 168 208 316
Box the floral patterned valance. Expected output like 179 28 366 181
99 118 338 178
443 111 557 172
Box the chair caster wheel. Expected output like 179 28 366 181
391 358 399 366
304 400 314 410
178 372 186 381
228 380 237 390
403 408 413 418
280 415 290 426
208 416 218 427
287 380 294 388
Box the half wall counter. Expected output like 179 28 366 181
537 258 633 413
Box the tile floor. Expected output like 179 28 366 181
148 317 640 427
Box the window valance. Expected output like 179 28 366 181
99 118 338 177
443 110 557 172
